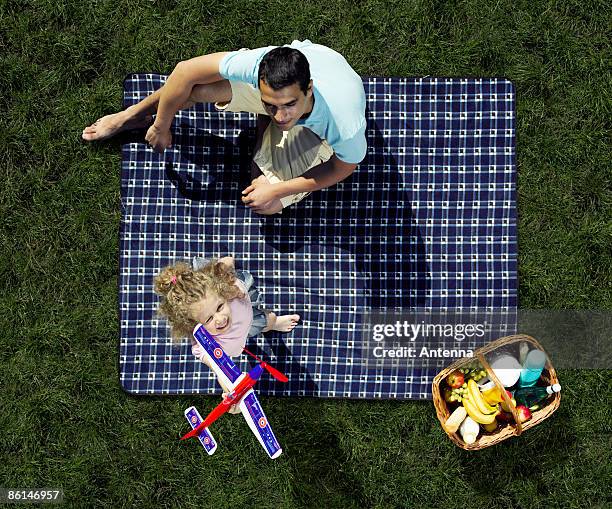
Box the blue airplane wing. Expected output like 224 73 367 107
238 389 282 459
192 324 242 389
184 406 217 455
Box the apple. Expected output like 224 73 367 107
443 388 454 403
496 411 514 423
446 370 465 389
515 405 532 423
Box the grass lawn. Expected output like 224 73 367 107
1 0 610 507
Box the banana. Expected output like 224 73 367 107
482 420 498 433
467 380 497 416
463 395 497 425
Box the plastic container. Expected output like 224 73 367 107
490 355 522 387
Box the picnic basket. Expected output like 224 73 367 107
432 334 561 450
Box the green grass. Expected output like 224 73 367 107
1 0 611 507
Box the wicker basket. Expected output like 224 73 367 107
432 334 561 450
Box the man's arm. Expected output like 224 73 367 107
272 155 357 198
154 52 230 132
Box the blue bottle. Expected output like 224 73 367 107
518 349 547 387
514 384 561 407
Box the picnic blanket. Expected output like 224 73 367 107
119 75 517 399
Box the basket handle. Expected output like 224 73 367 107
477 351 523 435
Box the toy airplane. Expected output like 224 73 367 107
181 324 287 459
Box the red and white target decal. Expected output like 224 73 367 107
213 348 223 359
203 437 211 445
258 417 267 428
191 416 197 424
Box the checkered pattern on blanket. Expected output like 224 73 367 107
119 75 517 399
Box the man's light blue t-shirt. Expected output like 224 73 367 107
219 40 367 165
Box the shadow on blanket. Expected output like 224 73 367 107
259 121 429 309
257 121 430 390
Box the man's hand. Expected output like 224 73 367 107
241 177 280 213
268 155 358 198
144 124 172 153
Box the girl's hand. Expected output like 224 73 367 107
222 392 241 414
218 256 235 268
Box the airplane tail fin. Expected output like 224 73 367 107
184 406 217 455
242 348 289 383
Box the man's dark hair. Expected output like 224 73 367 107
258 47 311 95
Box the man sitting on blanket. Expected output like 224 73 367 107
83 40 367 215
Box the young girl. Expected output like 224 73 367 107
154 256 299 402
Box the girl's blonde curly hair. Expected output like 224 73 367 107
153 259 244 342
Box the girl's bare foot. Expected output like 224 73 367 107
271 314 300 332
82 113 153 141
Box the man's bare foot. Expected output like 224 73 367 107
271 314 300 332
82 113 153 141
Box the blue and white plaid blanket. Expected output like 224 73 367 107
119 75 517 399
